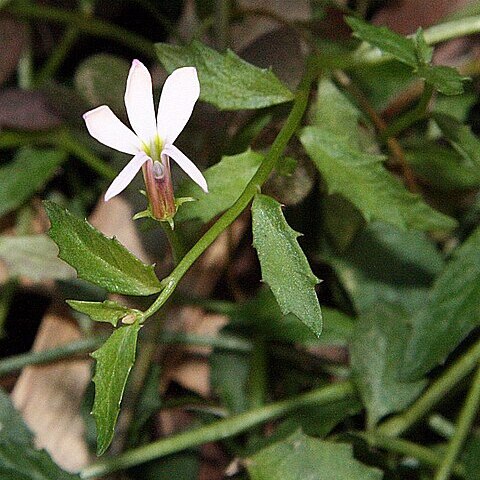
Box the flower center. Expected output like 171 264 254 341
152 160 165 179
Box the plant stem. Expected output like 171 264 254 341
80 380 355 478
377 336 480 437
216 0 230 50
143 57 319 321
381 83 434 140
359 432 466 478
5 3 155 59
160 222 186 265
35 26 80 86
0 331 250 377
249 337 267 409
434 363 480 480
0 334 106 377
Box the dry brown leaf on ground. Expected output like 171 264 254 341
11 312 91 472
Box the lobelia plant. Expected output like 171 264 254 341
4 3 480 480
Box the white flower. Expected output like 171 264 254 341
83 60 208 202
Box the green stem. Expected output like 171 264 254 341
161 222 187 266
377 336 480 437
5 3 155 59
249 337 267 409
216 0 230 50
143 57 319 321
351 15 480 66
0 331 250 377
429 414 455 440
0 335 106 377
35 26 80 86
359 432 466 478
381 83 434 140
80 381 355 478
434 363 480 480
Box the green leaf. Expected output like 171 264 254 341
67 300 140 327
0 148 66 218
44 201 162 296
351 304 427 428
346 16 417 67
91 322 142 455
434 113 480 172
403 225 480 379
74 54 130 118
0 235 75 282
326 222 444 315
300 127 457 231
155 40 294 110
416 64 467 96
247 430 383 480
405 141 480 190
176 150 263 223
0 388 79 479
252 194 322 337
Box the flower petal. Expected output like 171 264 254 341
157 67 200 144
83 105 141 155
162 144 208 193
105 151 150 201
125 59 157 143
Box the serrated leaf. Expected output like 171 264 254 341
247 430 383 480
252 194 322 337
300 127 457 231
403 225 480 379
0 235 75 282
0 148 66 218
346 16 417 67
326 222 444 315
0 388 79 479
44 201 162 296
351 304 427 428
155 40 294 110
434 113 480 171
74 54 130 118
91 322 141 455
416 64 467 96
176 150 263 223
67 300 139 326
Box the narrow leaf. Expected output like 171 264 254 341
346 16 417 67
351 304 427 428
91 322 141 455
252 194 322 337
0 235 75 282
0 148 66 218
156 40 294 110
300 127 457 231
434 112 480 172
176 150 263 223
416 64 467 96
247 430 383 480
44 201 162 296
67 300 140 326
403 225 480 379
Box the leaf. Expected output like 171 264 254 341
74 54 130 120
434 113 480 172
0 148 66 218
91 322 142 455
402 225 480 379
44 201 162 296
247 430 383 480
0 235 75 282
351 304 427 428
300 127 457 231
155 40 294 110
252 194 322 337
346 16 417 67
176 150 263 223
0 388 79 479
67 300 140 327
326 222 444 315
416 64 467 96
